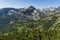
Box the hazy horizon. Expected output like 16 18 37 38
0 0 60 9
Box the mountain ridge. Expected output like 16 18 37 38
0 6 60 33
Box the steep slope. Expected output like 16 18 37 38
0 6 60 33
0 6 46 33
25 13 60 30
0 13 60 40
8 13 60 32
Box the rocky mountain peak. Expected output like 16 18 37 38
28 6 36 10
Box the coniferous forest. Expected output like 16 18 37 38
0 13 60 40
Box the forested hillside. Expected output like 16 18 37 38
0 13 60 40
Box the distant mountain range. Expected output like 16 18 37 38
0 6 60 33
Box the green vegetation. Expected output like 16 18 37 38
0 14 60 40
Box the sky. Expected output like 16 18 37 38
0 0 60 8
